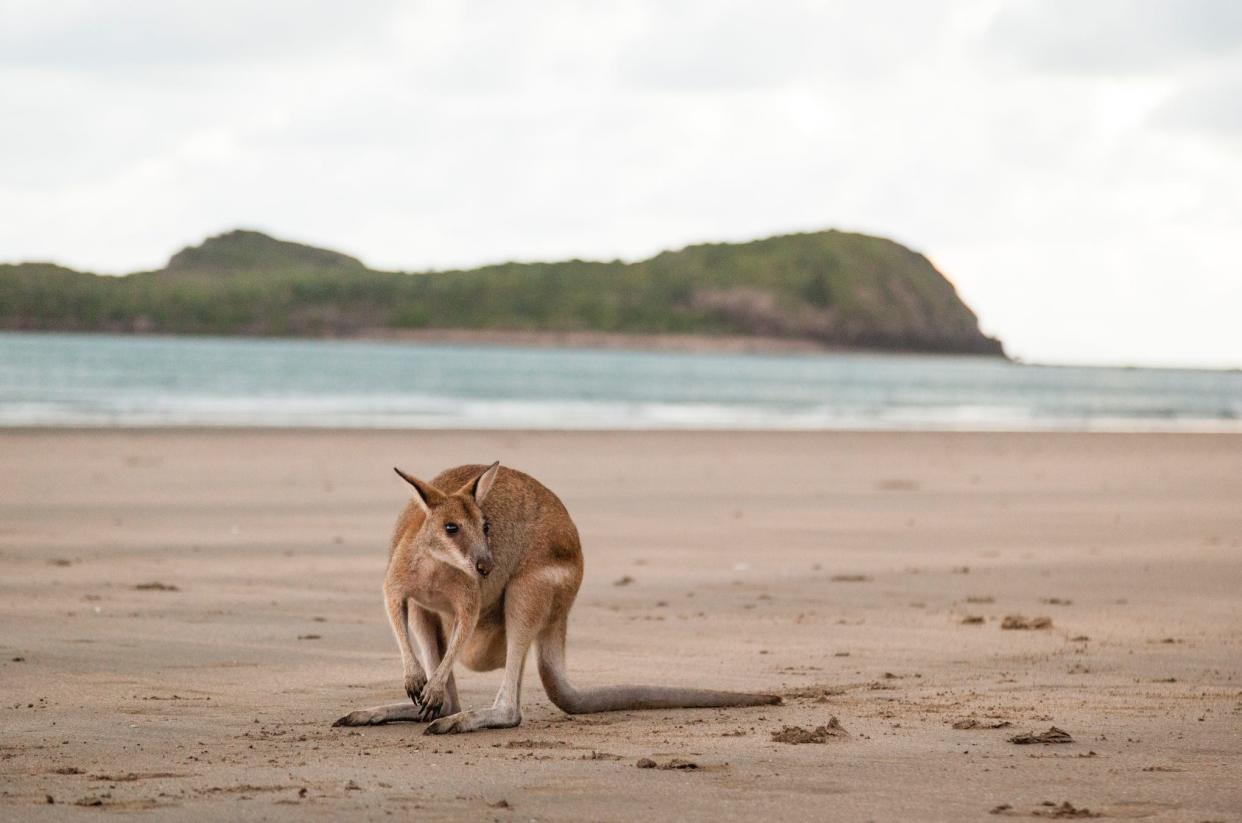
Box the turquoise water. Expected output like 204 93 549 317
0 332 1239 430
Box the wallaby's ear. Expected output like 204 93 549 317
462 461 501 505
393 467 444 513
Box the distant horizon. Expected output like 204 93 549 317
14 223 1242 372
5 224 1239 372
1 226 1006 359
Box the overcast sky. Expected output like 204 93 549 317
2 0 1240 367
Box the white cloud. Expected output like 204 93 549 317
1155 75 1242 139
0 0 396 69
983 0 1242 73
0 0 1240 367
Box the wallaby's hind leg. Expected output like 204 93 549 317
333 702 428 726
424 575 552 734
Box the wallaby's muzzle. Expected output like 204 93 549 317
475 556 494 577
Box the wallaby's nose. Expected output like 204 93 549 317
476 557 493 577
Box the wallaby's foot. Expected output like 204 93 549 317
332 701 456 727
334 703 420 726
424 706 521 735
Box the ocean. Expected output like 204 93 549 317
1 332 1238 431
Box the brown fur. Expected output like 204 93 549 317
334 463 779 734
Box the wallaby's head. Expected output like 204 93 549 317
394 462 501 578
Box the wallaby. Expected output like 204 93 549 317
334 462 780 734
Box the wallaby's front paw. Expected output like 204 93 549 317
404 671 428 704
333 708 385 727
417 682 446 719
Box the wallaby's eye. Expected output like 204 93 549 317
482 521 490 536
444 523 459 534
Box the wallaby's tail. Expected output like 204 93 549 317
535 615 781 714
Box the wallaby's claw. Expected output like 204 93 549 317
404 672 428 705
418 682 446 715
423 714 460 735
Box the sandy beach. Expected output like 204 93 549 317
1 429 1239 821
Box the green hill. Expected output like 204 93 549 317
0 228 1004 355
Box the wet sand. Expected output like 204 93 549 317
1 430 1240 821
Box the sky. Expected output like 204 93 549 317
2 0 1240 368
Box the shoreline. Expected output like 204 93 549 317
3 425 1242 436
0 325 1009 358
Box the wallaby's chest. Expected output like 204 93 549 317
403 546 512 616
